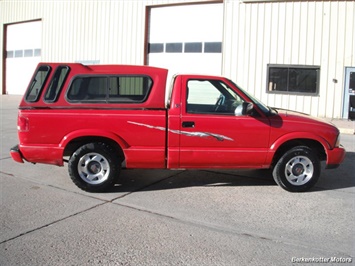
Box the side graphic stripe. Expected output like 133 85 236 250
128 121 234 142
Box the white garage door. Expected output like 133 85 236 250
5 21 42 95
147 3 223 78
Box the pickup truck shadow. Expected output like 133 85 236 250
109 152 354 193
111 168 276 193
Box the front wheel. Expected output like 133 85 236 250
68 142 121 192
273 146 321 192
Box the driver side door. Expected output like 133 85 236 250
178 77 271 168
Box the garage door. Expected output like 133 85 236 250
147 3 223 78
5 21 42 95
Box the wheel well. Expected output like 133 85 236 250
63 136 125 160
272 139 326 167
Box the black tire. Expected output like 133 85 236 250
272 146 320 192
68 142 121 192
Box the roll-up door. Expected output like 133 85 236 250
5 21 42 95
147 4 223 77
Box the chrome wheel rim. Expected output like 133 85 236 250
285 155 313 186
77 153 110 185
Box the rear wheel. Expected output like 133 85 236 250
273 146 320 192
68 142 121 192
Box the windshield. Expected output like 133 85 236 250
228 79 271 114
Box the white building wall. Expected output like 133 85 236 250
0 0 199 64
1 0 354 119
223 1 355 118
0 0 210 93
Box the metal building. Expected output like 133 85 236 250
1 0 354 119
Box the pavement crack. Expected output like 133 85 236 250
0 202 107 245
0 171 185 245
0 170 14 177
0 157 12 161
111 202 353 259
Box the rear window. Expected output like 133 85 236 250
44 66 70 102
66 75 153 103
25 65 51 102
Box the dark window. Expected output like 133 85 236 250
67 76 107 101
67 75 153 103
34 49 41 57
185 42 202 53
204 42 222 53
25 65 51 102
267 65 320 95
44 66 70 102
166 43 183 53
350 72 355 90
108 76 153 102
148 43 164 53
6 51 14 58
14 50 23 58
24 49 33 57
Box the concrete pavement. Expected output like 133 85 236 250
1 94 354 265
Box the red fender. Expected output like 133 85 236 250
60 129 129 151
265 132 331 165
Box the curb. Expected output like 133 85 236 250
339 128 354 135
325 119 354 135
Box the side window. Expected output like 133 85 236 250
67 76 107 101
187 80 220 105
186 79 244 115
25 65 51 102
44 66 70 102
67 75 153 103
108 76 152 102
87 77 107 100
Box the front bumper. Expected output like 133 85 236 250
10 145 24 163
326 145 346 169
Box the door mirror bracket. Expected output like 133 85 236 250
235 102 254 116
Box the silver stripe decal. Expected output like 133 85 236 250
128 121 234 142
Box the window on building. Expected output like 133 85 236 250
267 65 320 95
67 75 153 103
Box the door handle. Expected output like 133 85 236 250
182 121 195 128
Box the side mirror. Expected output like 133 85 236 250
243 102 254 115
235 102 254 116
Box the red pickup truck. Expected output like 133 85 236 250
10 63 345 193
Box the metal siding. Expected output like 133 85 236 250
223 1 355 119
0 0 207 90
0 1 185 84
0 1 148 64
1 0 354 119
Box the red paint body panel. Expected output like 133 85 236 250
18 109 167 167
326 147 346 166
19 144 64 166
11 63 345 174
10 148 24 163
